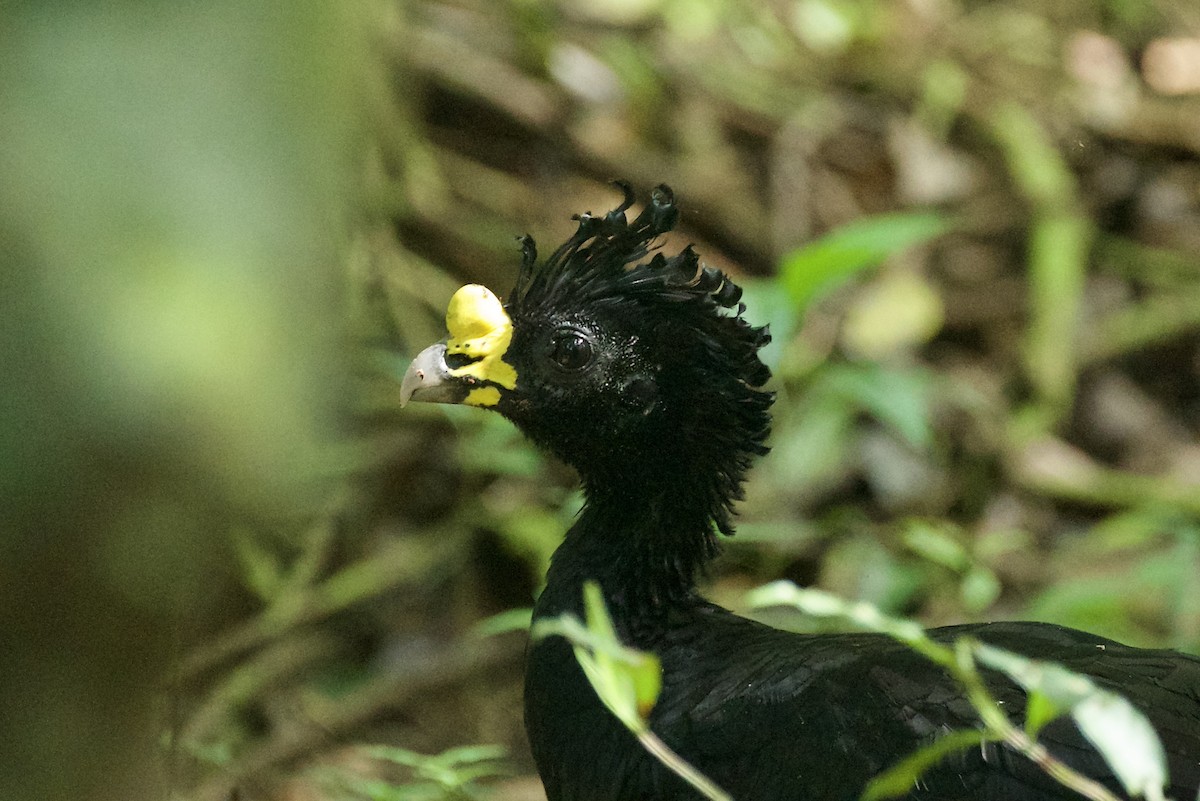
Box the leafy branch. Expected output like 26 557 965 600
747 581 1171 801
532 581 733 801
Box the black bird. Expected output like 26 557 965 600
401 185 1200 801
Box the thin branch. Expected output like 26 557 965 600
638 731 733 801
950 642 1124 801
186 637 525 801
177 530 466 682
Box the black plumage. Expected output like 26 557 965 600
402 184 1200 801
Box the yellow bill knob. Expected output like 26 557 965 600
445 284 517 396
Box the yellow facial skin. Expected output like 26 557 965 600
445 284 517 406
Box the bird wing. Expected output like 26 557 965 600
650 608 1200 801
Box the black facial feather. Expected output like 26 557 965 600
499 184 773 548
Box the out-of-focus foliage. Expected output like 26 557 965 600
366 0 1200 795
5 0 1200 799
317 744 511 801
1 3 366 800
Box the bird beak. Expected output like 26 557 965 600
400 342 469 407
400 284 518 409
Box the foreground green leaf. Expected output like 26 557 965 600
863 729 991 801
973 643 1168 801
534 583 730 801
531 582 662 732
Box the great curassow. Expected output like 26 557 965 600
400 184 1200 801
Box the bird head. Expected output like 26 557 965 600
402 184 773 534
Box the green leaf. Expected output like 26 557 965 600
468 607 532 638
1024 214 1090 417
792 0 856 53
822 363 934 449
229 527 284 601
903 521 968 571
746 581 940 663
348 744 510 801
862 729 990 801
974 643 1093 708
1072 692 1170 801
973 643 1169 800
763 390 856 494
1027 580 1139 645
533 584 663 734
630 651 663 718
1023 689 1062 738
581 581 663 725
778 212 950 313
582 580 619 641
916 59 968 138
428 743 509 769
989 102 1076 209
988 103 1089 421
960 567 1001 614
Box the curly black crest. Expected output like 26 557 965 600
510 183 748 317
506 183 773 538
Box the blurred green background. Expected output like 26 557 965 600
3 1 1199 799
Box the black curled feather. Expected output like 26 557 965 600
507 183 773 540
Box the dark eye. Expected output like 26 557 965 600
549 331 593 370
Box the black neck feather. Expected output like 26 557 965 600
519 184 773 617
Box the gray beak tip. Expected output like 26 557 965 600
401 343 468 407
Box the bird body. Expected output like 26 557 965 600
402 185 1200 800
527 492 1200 801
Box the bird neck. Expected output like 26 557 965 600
537 476 721 626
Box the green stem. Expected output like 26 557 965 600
638 730 734 801
987 102 1090 427
951 641 1123 801
1010 437 1200 516
1083 290 1200 364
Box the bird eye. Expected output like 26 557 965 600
549 331 593 371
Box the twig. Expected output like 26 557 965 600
177 631 343 752
987 102 1089 425
951 641 1123 801
1082 291 1200 365
1009 435 1200 516
186 637 525 801
638 731 733 801
177 531 465 682
747 585 1147 801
